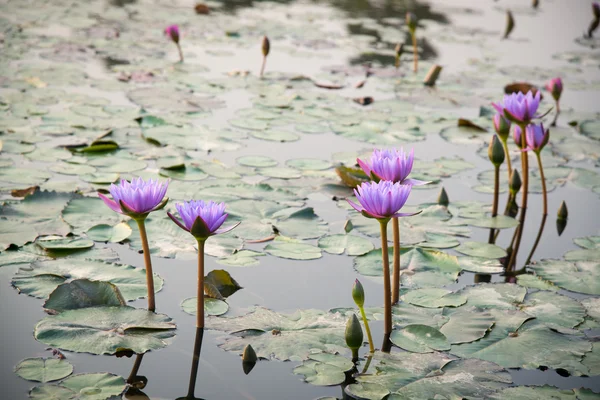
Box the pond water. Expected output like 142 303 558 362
1 0 600 399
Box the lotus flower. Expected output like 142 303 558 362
524 123 550 153
492 91 541 124
513 125 525 149
357 148 428 185
168 200 239 240
493 113 511 140
164 25 180 44
99 178 169 219
545 78 563 102
347 181 417 220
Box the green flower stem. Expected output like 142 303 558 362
361 354 373 374
176 43 184 63
411 33 418 73
507 123 529 270
500 137 512 178
378 219 392 337
196 239 206 329
392 217 401 305
260 56 267 78
524 153 548 265
186 327 204 399
135 219 156 312
351 348 359 363
126 354 144 385
551 100 560 127
358 306 375 353
488 165 500 244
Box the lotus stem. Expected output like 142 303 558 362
260 56 267 78
351 348 359 363
358 306 375 353
186 327 205 399
379 219 392 337
524 153 548 265
551 101 560 127
126 354 144 384
411 34 418 73
176 43 184 63
392 217 401 305
361 354 373 374
136 219 156 312
507 123 529 270
500 137 512 178
196 240 206 329
488 165 500 244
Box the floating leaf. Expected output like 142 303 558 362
390 324 450 353
293 353 354 386
181 297 229 316
458 257 504 273
440 307 495 344
318 234 374 256
216 250 265 267
456 283 526 310
520 291 586 328
205 269 242 298
14 358 73 383
402 288 466 308
43 279 126 313
530 259 600 295
264 241 322 260
86 223 132 243
36 237 94 251
34 306 176 355
455 241 507 259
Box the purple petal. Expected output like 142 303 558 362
98 193 122 214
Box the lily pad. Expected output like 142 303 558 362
216 250 265 267
61 372 126 400
293 353 354 386
440 307 495 344
455 241 507 259
43 279 126 313
520 291 586 328
264 241 322 260
318 234 374 256
458 257 504 273
529 259 600 295
14 358 73 383
456 283 526 310
390 324 451 353
36 237 94 251
181 297 229 317
205 269 242 298
86 223 132 243
402 288 467 308
34 306 176 355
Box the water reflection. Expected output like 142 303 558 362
179 328 206 400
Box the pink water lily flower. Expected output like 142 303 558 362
99 178 169 218
524 123 550 153
357 148 428 186
545 78 563 102
492 91 541 124
168 200 239 240
347 181 419 220
164 25 180 44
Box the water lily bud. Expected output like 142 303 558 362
488 135 505 166
557 200 568 220
164 25 180 44
406 12 417 34
345 314 363 351
532 0 539 8
545 78 563 102
395 43 403 57
437 187 449 206
262 36 270 57
594 2 600 19
242 344 257 363
352 279 365 308
509 170 522 195
493 113 511 141
504 10 514 39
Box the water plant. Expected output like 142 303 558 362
352 279 374 353
546 77 563 126
98 178 169 311
164 25 184 63
260 35 270 78
406 12 418 72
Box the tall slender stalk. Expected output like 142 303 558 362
411 34 418 73
358 306 375 353
500 138 512 178
524 154 548 265
260 56 267 78
136 219 156 312
488 165 500 244
176 43 184 63
391 217 401 304
507 124 529 270
379 219 392 337
196 240 206 329
551 101 560 127
186 327 205 399
126 354 145 384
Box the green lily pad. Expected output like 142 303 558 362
34 306 176 355
0 219 38 250
205 269 242 298
12 259 163 301
520 291 586 328
318 234 374 256
579 119 600 141
236 156 278 168
458 256 504 273
490 385 579 400
14 358 73 383
251 129 299 142
440 307 495 344
264 241 322 260
36 237 94 251
181 297 229 317
293 353 354 386
286 158 332 171
465 215 519 229
583 342 600 376
529 259 600 295
43 279 126 313
516 274 558 291
86 223 132 243
62 197 121 234
29 384 76 400
258 167 302 179
216 250 265 267
402 288 467 308
61 372 126 400
390 324 451 353
457 283 526 310
455 241 507 259
206 307 348 361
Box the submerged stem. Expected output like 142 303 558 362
524 154 548 265
359 306 375 353
488 165 500 244
500 137 512 178
391 217 400 305
507 124 529 270
551 100 560 127
176 43 184 63
136 219 156 312
197 239 206 329
186 327 205 399
379 220 392 337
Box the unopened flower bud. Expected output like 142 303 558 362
164 25 180 44
488 135 505 166
493 113 511 141
262 36 270 57
352 279 365 308
437 187 449 206
406 12 417 34
242 344 257 375
557 200 568 220
545 78 563 102
504 10 514 39
509 170 521 195
345 314 363 351
594 2 600 19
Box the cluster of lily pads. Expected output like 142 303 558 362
1 0 600 399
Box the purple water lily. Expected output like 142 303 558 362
492 91 541 124
513 125 524 149
99 178 169 218
545 78 563 102
347 181 418 220
164 24 180 43
168 200 239 240
524 123 550 153
357 148 428 185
